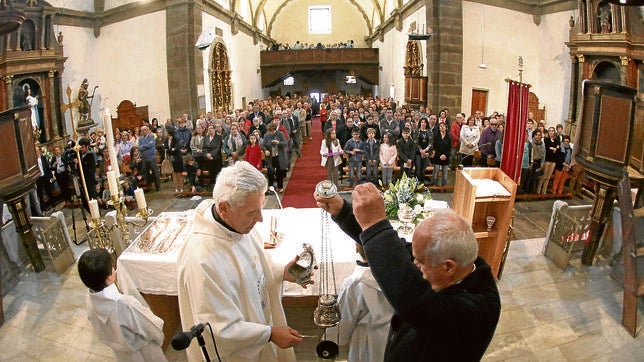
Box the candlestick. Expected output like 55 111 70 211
107 170 119 196
134 188 147 210
103 108 120 180
89 199 100 220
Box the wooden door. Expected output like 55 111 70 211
471 89 488 117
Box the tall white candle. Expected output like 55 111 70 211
134 188 147 210
107 170 119 196
103 108 120 180
88 199 100 220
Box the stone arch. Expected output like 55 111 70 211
592 60 620 83
209 41 233 113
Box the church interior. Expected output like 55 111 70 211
1 0 644 360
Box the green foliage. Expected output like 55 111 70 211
382 173 431 220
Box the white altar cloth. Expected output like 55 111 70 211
117 207 367 298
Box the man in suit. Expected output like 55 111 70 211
284 108 301 157
35 145 54 211
51 145 72 203
36 145 54 210
246 102 267 125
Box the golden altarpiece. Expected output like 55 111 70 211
404 39 427 106
0 0 67 144
209 42 232 114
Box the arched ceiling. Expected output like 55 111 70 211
229 0 577 39
233 0 394 37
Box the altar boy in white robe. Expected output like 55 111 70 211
78 248 167 362
326 243 395 362
177 161 306 362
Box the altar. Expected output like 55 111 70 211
116 206 363 348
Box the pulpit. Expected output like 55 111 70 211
574 80 637 264
0 105 46 325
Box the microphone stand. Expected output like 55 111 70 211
269 186 284 209
196 334 211 362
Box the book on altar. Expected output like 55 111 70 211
471 179 511 198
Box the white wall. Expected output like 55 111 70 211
373 6 426 105
58 25 98 135
201 13 264 111
95 11 169 125
462 2 570 126
48 0 94 12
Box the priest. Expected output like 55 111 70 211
177 161 306 362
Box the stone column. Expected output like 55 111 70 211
47 70 59 139
425 0 463 112
166 1 204 119
566 54 579 134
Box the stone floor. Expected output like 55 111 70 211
1 179 643 361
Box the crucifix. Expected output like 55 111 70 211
60 84 80 140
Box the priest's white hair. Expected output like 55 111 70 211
420 209 478 266
212 161 268 207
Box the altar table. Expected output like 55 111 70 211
116 206 366 348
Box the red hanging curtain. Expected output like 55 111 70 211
501 81 530 182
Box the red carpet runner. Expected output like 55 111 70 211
281 117 326 208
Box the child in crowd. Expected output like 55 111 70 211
363 128 380 184
244 133 263 171
379 133 397 188
326 244 394 362
320 128 343 188
183 154 198 194
78 248 167 362
344 129 365 187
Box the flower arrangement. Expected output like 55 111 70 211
381 173 431 220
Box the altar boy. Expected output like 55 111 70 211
78 248 167 362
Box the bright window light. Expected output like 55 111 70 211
284 76 295 86
309 6 331 34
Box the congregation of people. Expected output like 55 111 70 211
267 39 355 51
317 96 577 197
28 93 578 218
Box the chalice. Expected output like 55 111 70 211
397 204 416 234
486 216 496 232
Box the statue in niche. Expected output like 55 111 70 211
24 84 40 131
21 31 33 51
598 6 611 33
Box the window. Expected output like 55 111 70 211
309 6 331 34
284 76 295 86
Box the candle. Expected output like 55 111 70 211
88 199 100 220
107 170 119 196
134 188 147 210
103 108 120 180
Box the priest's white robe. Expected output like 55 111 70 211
326 265 395 362
86 283 167 362
177 199 295 362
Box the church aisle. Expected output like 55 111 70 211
281 116 327 208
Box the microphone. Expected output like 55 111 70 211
171 323 205 351
269 186 284 210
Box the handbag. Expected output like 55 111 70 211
161 151 173 176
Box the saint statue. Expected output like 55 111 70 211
77 79 92 120
24 85 39 130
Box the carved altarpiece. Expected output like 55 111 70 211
209 42 232 113
404 40 427 106
0 0 67 144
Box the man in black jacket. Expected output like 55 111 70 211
315 183 501 361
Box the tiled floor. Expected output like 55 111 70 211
1 183 643 361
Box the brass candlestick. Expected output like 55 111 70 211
109 194 131 248
136 207 153 222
